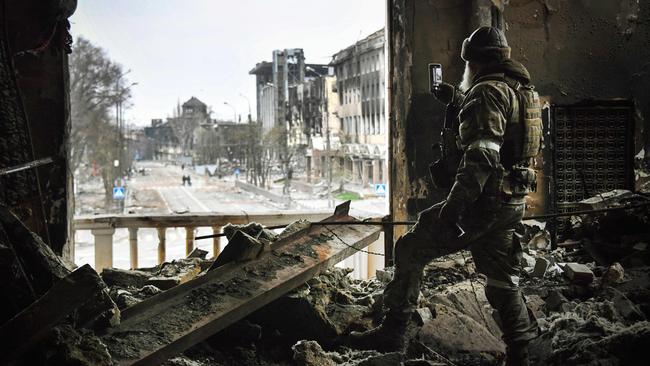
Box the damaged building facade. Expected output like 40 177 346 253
249 49 329 171
2 0 650 365
144 97 210 162
330 29 387 186
250 31 388 187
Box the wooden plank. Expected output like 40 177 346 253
101 211 380 366
0 264 106 364
74 211 331 230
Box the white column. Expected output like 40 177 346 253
91 227 116 272
128 227 138 269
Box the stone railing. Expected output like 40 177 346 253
73 211 331 272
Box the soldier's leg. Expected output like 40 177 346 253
470 226 537 365
383 201 464 316
349 201 465 351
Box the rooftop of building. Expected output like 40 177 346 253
182 96 207 108
329 28 385 66
249 61 272 75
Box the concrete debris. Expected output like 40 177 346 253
375 268 394 283
528 230 551 251
603 262 626 285
578 189 636 210
531 257 550 278
414 307 433 325
146 276 181 290
6 193 650 365
276 219 312 241
1 265 118 364
292 340 337 366
187 247 208 259
210 230 266 270
222 222 277 242
45 325 113 366
416 303 505 364
101 267 151 288
521 252 536 269
562 262 595 284
544 290 569 312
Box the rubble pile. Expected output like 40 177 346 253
163 193 650 366
3 192 650 365
102 257 211 309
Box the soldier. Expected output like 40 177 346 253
349 26 540 366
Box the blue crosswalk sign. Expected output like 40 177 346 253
113 186 126 200
374 183 386 196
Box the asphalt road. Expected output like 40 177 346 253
129 161 284 214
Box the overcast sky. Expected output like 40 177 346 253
71 0 385 126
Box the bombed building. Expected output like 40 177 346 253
1 1 650 366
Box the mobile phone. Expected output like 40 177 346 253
429 63 442 92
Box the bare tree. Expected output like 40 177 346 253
169 115 203 157
69 37 132 209
195 126 220 165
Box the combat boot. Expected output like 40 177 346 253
347 312 409 352
505 341 530 366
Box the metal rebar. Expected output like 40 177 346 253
0 157 53 176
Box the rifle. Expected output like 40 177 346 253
429 100 463 191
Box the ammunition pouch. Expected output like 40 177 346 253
502 166 537 197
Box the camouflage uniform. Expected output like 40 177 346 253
383 60 539 348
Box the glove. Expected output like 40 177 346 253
432 82 458 105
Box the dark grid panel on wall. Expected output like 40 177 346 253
551 103 635 219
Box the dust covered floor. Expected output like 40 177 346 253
6 192 650 365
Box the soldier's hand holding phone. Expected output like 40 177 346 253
429 63 459 105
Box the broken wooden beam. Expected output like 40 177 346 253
102 202 381 365
208 230 266 270
101 267 151 288
0 264 110 364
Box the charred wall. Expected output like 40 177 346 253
1 0 75 256
504 0 650 156
389 0 650 228
389 0 491 234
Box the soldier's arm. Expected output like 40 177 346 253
439 84 509 221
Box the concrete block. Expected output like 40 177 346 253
101 267 150 288
545 290 568 312
187 247 208 259
414 307 433 325
531 257 550 278
375 268 394 283
147 276 181 290
210 230 264 270
563 263 594 284
602 262 625 285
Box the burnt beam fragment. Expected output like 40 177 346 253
0 264 109 364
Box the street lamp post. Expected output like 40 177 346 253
223 101 237 123
239 93 252 123
117 81 138 171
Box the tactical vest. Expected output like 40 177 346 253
471 74 543 166
472 74 544 196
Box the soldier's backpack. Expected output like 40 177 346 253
500 79 544 195
499 79 543 169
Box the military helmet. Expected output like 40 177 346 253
461 26 511 63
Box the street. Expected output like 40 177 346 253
128 161 286 214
